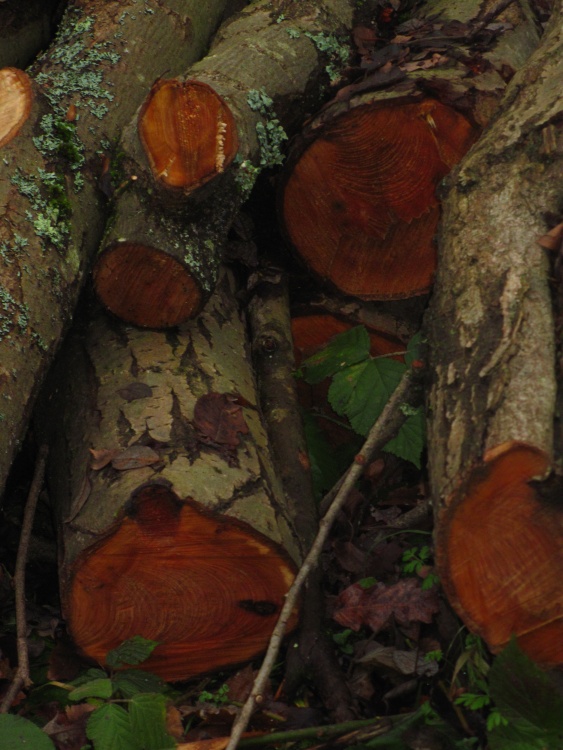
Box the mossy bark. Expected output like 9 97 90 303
0 0 230 497
36 270 302 680
93 0 357 327
425 4 563 664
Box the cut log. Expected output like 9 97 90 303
425 4 563 665
36 271 301 681
0 0 230 498
279 0 540 300
92 0 358 329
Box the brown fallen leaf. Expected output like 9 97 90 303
333 578 439 635
90 447 118 470
117 381 153 402
111 444 160 471
537 221 563 251
194 392 249 448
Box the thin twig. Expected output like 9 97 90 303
0 444 49 714
225 369 417 750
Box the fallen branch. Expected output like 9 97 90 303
225 367 419 750
0 444 48 714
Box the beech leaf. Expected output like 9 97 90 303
194 392 249 447
300 325 371 385
111 445 160 471
333 578 439 635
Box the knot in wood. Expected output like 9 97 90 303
260 335 278 354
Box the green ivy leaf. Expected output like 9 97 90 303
112 669 166 698
0 714 55 750
86 704 137 750
488 638 563 750
329 358 406 436
68 677 114 701
301 326 371 384
129 693 175 750
106 636 159 669
384 407 425 468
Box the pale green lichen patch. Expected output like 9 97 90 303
246 88 288 168
0 285 30 342
11 169 71 250
304 31 350 83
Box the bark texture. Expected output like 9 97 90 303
92 0 357 328
425 3 563 665
278 0 540 300
37 271 301 681
0 0 229 498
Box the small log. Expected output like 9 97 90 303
37 271 301 681
279 0 540 300
425 4 563 665
92 0 358 329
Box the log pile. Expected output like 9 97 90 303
1 0 561 688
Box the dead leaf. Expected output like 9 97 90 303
537 221 563 251
194 393 249 448
43 704 95 750
90 447 118 470
356 643 439 677
333 578 439 635
111 445 160 471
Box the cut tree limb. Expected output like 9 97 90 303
92 0 358 328
425 2 563 665
278 0 540 300
36 271 301 681
0 0 230 498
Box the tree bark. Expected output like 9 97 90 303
36 270 302 682
92 0 358 329
278 0 540 301
0 0 62 70
0 0 230 498
425 2 563 666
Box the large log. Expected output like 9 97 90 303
425 3 563 666
0 0 230 497
278 0 540 300
36 271 301 681
92 0 358 328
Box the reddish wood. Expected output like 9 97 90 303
281 99 477 300
139 79 239 195
92 242 202 328
0 67 32 148
70 483 298 681
436 443 563 666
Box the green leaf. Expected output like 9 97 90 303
487 638 563 749
329 358 406 436
384 407 425 468
300 326 371 384
68 677 113 701
129 693 175 750
301 410 359 499
106 636 159 669
86 704 137 750
0 714 56 750
112 669 166 698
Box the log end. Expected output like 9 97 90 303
281 99 477 300
0 67 32 149
93 242 203 328
437 442 563 666
68 483 298 681
139 78 239 194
